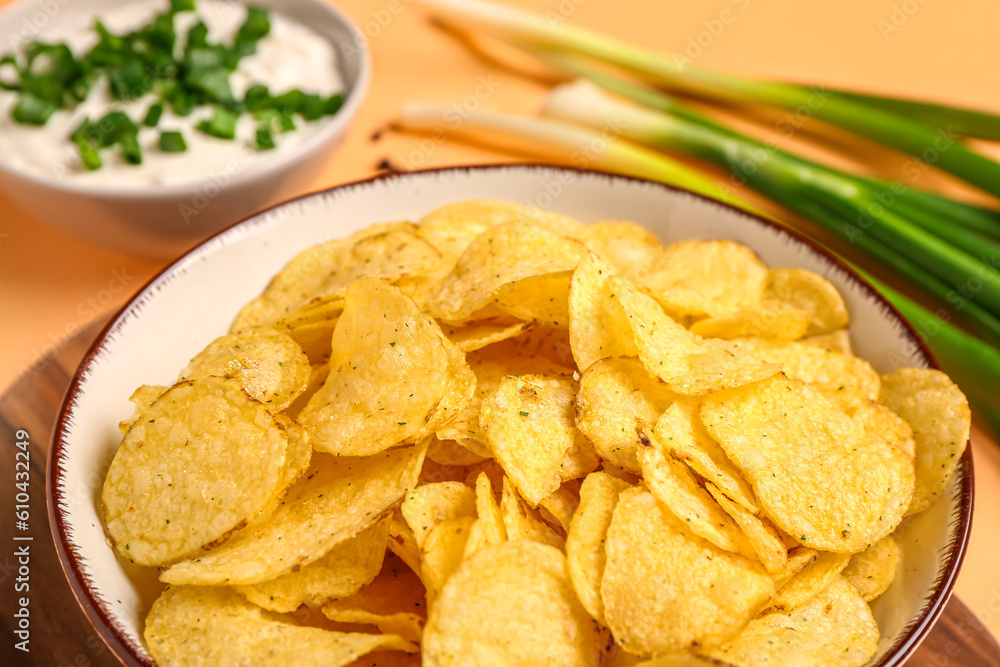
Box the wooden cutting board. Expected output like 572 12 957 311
2 319 998 667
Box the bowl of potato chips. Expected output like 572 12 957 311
48 165 973 666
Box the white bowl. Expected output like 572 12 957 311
47 165 973 665
0 0 369 259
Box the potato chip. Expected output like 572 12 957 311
771 547 819 589
481 374 599 505
161 443 426 585
728 338 880 400
689 300 811 341
701 375 913 553
286 363 330 418
568 253 639 372
420 516 476 605
298 279 474 456
635 239 768 318
423 541 602 666
401 481 477 549
464 472 508 557
233 515 390 612
853 400 916 458
506 324 576 368
841 535 899 602
419 199 584 238
799 329 852 354
638 429 751 555
322 555 427 644
764 267 850 335
613 277 779 395
430 221 587 323
706 484 786 574
576 356 676 473
281 318 338 366
179 327 310 411
145 586 416 666
636 656 731 667
601 488 774 655
103 377 300 566
765 551 850 613
118 384 167 435
566 471 630 625
441 319 533 352
879 368 971 514
537 481 581 533
577 220 663 278
652 400 758 514
233 222 440 329
426 437 489 466
493 269 574 327
702 576 878 667
388 515 423 578
500 476 565 550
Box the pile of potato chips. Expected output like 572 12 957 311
102 200 971 666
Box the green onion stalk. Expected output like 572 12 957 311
415 0 1000 201
396 101 1000 436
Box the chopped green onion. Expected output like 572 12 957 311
301 93 325 120
198 106 238 139
244 83 270 111
170 0 197 13
12 92 56 125
324 93 344 115
73 136 102 171
119 133 142 164
256 126 275 150
234 5 271 51
95 110 138 147
187 22 209 49
108 60 151 100
159 130 187 152
270 89 305 113
184 66 233 103
143 102 164 127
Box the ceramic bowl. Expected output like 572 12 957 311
47 164 973 665
0 0 369 259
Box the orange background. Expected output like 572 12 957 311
1 0 999 642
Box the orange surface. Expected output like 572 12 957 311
1 0 999 642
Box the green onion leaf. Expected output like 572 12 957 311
143 102 164 127
119 133 142 164
184 66 233 103
187 21 209 49
108 60 150 100
244 83 270 111
270 89 305 113
159 130 187 152
73 136 102 171
95 110 139 147
234 5 270 51
255 126 275 150
170 0 197 13
324 93 344 115
12 92 56 125
198 106 238 139
301 93 325 120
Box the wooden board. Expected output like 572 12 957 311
1 318 997 666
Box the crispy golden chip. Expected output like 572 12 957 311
638 429 750 555
419 199 584 238
577 220 663 278
401 481 477 550
286 363 330 418
388 515 423 578
576 356 676 473
538 482 581 533
322 555 427 644
423 541 602 666
689 300 811 341
601 488 774 656
568 253 639 371
764 267 850 336
435 336 574 447
426 437 489 466
766 551 850 613
160 444 426 585
500 476 565 550
701 375 913 553
493 269 574 327
702 576 878 667
299 279 474 456
771 547 819 589
430 221 587 323
421 516 476 605
799 329 852 354
636 239 768 318
509 324 576 368
879 368 971 514
842 535 900 602
853 400 916 458
145 586 416 666
179 327 310 411
280 319 338 366
706 484 787 575
653 400 758 514
118 384 167 435
464 472 508 557
481 374 599 505
233 515 390 612
613 277 779 395
233 222 441 330
637 656 733 667
441 319 533 352
103 377 299 566
728 338 880 400
566 471 630 625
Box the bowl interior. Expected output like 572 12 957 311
48 165 972 666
